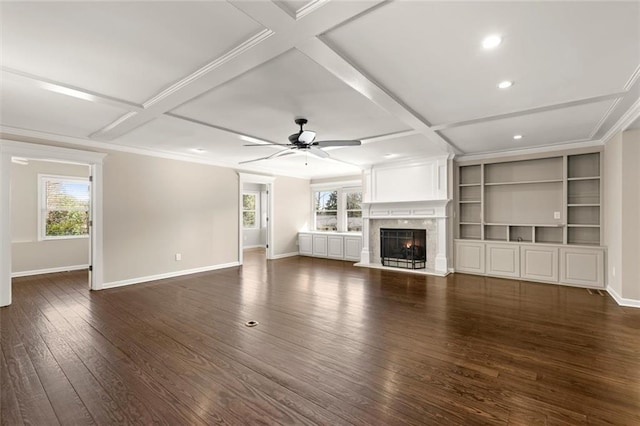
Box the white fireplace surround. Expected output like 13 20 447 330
356 157 452 276
359 200 451 275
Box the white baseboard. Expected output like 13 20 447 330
12 264 89 278
243 245 266 250
607 286 640 308
101 262 241 290
271 252 299 260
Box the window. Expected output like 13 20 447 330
345 191 363 232
313 187 362 232
39 175 90 240
243 193 258 228
314 190 338 231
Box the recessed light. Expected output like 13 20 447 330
384 153 395 158
513 134 523 140
192 148 206 153
497 80 513 89
482 35 502 49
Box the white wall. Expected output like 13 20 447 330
242 182 266 248
273 175 311 255
604 128 640 303
102 151 239 284
11 159 90 274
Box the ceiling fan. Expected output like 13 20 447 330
240 118 361 164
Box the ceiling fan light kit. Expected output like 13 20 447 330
241 118 361 164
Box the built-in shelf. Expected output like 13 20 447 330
567 176 600 181
484 179 563 186
457 150 602 247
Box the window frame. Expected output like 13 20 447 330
38 174 91 241
311 182 362 233
242 191 259 229
344 189 363 233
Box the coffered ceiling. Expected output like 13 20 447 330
1 1 639 178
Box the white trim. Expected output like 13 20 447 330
607 286 640 308
242 245 266 250
0 140 106 306
271 252 300 260
456 140 604 162
102 262 241 290
310 179 361 190
601 97 640 144
142 30 274 110
238 173 275 265
12 264 89 278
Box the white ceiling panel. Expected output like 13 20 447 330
330 133 448 167
440 100 615 154
324 1 640 125
242 151 363 179
0 79 128 139
172 49 411 143
0 2 264 104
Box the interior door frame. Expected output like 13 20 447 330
0 140 106 307
237 172 275 265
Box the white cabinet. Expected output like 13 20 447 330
455 240 605 288
298 233 313 256
486 243 520 278
455 241 485 274
298 233 362 262
560 247 605 288
312 234 328 257
344 236 362 261
520 246 559 282
327 236 344 259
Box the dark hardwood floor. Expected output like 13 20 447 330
2 250 639 425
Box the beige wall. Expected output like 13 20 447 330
102 151 239 283
621 129 640 300
604 128 640 301
310 174 362 185
273 175 311 255
11 160 90 273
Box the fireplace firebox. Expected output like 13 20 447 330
380 228 426 269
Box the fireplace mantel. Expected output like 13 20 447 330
363 199 451 219
357 157 452 276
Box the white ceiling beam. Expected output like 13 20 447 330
2 67 142 112
431 92 626 131
90 0 385 142
297 37 460 155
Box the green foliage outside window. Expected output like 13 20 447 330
243 193 257 227
44 180 90 238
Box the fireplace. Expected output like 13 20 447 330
380 228 426 269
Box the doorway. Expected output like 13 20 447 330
0 140 106 307
11 158 92 282
237 173 274 265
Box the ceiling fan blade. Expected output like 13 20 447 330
243 143 290 147
314 140 361 147
309 146 330 159
239 148 294 164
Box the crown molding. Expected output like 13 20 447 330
600 97 640 144
455 139 603 162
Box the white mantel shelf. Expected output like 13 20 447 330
363 199 451 219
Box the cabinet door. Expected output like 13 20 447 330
455 241 485 274
486 243 520 278
298 233 313 256
560 247 605 288
327 236 344 259
520 246 558 282
344 236 362 261
312 235 328 257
